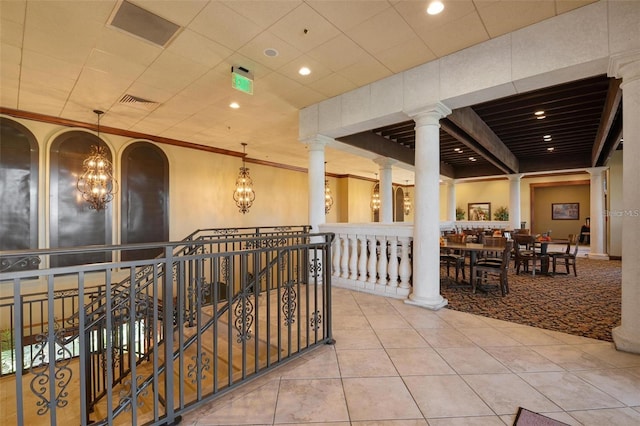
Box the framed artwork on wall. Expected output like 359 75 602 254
468 202 491 221
552 202 579 220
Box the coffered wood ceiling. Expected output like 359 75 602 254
0 0 611 183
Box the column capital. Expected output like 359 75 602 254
373 156 397 168
405 102 452 127
300 134 333 150
608 50 640 85
586 166 608 175
507 173 524 181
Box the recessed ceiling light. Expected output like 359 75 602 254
547 147 555 152
534 110 545 116
427 1 444 15
469 157 477 161
536 115 546 120
543 135 552 141
264 48 279 57
299 67 311 76
229 102 240 109
454 148 462 152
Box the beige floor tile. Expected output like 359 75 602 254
375 328 430 348
542 330 608 345
435 347 510 374
365 313 412 330
462 373 562 415
337 348 398 377
401 312 453 329
417 328 476 348
477 316 527 329
342 377 423 421
484 346 564 373
573 368 640 406
567 407 640 425
519 371 625 410
281 347 340 379
332 313 373 330
404 375 494 418
386 347 456 376
577 343 640 367
436 310 491 328
457 327 523 347
358 302 403 316
428 416 506 425
333 328 382 350
499 326 566 346
352 420 427 425
273 378 349 423
530 344 617 370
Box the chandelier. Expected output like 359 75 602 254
76 110 118 211
403 181 411 215
233 143 255 214
324 162 333 214
370 173 380 212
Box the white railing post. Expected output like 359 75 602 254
332 233 341 277
376 236 388 287
399 237 411 289
387 237 399 289
349 234 358 280
358 235 368 281
340 234 349 278
367 235 377 285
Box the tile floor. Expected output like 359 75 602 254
182 287 640 426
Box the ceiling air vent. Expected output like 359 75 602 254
109 0 181 47
119 94 158 105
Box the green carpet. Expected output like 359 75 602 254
441 257 621 342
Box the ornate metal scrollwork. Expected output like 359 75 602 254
187 352 211 384
282 280 297 326
220 257 230 284
309 258 322 278
233 291 254 343
0 255 41 272
212 228 239 235
118 375 148 411
274 226 292 232
29 328 73 416
310 310 322 331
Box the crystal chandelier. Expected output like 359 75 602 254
76 110 118 211
233 143 255 214
324 162 333 214
370 173 380 212
403 181 412 215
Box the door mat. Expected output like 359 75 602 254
513 407 569 426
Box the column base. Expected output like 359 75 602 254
612 325 640 355
587 253 610 260
405 294 448 310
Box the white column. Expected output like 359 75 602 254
446 179 456 222
302 135 331 233
587 167 609 260
508 174 523 230
405 103 451 310
374 157 396 223
610 52 640 354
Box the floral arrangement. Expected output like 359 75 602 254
455 207 465 220
494 206 509 221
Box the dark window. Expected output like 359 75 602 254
121 142 169 261
395 187 404 222
50 131 112 267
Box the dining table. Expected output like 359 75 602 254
440 241 508 287
531 238 570 275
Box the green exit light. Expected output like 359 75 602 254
232 71 253 95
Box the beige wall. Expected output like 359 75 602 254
532 184 590 238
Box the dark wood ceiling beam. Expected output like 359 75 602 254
592 78 622 166
337 132 415 165
445 107 519 173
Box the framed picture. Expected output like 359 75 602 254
468 202 491 221
552 202 579 220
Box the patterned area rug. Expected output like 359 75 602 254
441 257 621 342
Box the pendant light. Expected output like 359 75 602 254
233 143 255 214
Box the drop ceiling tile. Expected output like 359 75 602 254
24 1 105 39
0 0 26 24
189 1 262 51
123 81 174 107
0 61 20 84
309 73 358 98
396 0 477 34
129 0 207 26
18 89 65 116
375 36 437 74
556 0 598 14
346 7 418 55
68 67 133 110
420 12 490 57
261 72 303 97
276 84 325 109
221 0 301 28
212 51 274 81
167 29 233 69
22 26 94 65
0 85 18 108
306 0 391 32
476 0 556 38
337 54 393 87
306 34 370 72
20 66 76 93
86 48 147 81
269 3 341 52
1 18 23 47
97 26 162 67
278 54 333 85
21 50 82 81
0 43 21 65
137 50 209 93
238 31 303 70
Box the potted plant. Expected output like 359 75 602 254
455 207 465 220
494 206 509 221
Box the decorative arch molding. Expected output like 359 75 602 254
120 141 169 261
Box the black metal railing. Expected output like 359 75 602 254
0 226 332 426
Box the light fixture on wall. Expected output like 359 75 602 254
324 162 333 215
403 180 412 215
233 143 255 214
370 173 380 212
76 110 118 211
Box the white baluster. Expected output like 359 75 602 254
349 234 358 280
398 237 411 289
358 235 368 281
332 234 341 277
340 234 350 278
377 236 388 286
367 235 377 284
387 237 399 288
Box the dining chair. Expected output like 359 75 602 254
513 234 540 276
472 240 513 296
478 236 506 265
550 234 579 276
440 249 466 282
